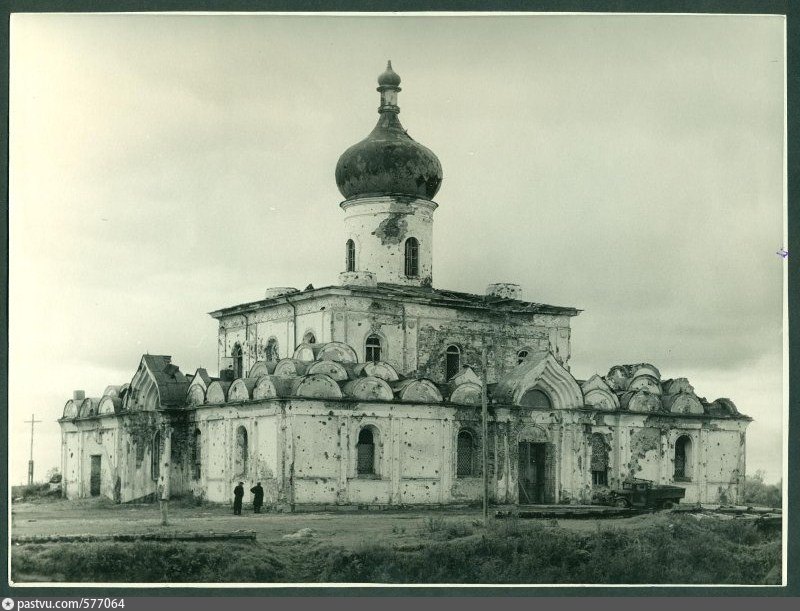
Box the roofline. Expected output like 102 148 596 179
208 284 582 319
67 400 750 422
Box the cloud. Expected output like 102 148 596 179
9 13 785 484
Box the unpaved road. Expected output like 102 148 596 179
11 498 661 548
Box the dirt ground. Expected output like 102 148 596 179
11 498 660 549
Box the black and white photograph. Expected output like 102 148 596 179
8 10 787 587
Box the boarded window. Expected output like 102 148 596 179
404 237 419 277
357 428 375 475
446 345 461 380
266 338 279 363
365 335 382 362
346 239 356 272
590 433 609 487
235 426 248 477
232 343 243 379
456 430 475 477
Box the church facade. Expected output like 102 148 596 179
59 63 750 509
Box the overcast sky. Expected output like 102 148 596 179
9 13 785 485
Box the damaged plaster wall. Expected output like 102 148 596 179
341 196 436 287
218 293 573 386
61 397 748 507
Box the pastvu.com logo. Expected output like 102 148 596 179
2 598 14 610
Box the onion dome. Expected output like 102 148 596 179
378 61 402 87
335 61 443 201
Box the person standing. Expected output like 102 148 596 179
250 482 264 513
233 481 244 515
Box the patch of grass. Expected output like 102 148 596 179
11 484 61 503
11 514 781 584
422 515 447 534
418 517 473 540
12 541 284 583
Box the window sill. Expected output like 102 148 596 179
674 477 692 483
355 474 381 480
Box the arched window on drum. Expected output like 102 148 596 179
404 237 419 277
346 239 356 272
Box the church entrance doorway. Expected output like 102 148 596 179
90 455 102 497
518 442 546 504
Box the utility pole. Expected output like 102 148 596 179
159 424 172 526
24 413 42 486
481 344 490 526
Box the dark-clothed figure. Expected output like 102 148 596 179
233 482 244 515
250 482 264 513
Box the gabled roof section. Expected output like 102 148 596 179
493 350 583 409
209 282 580 319
141 355 190 407
189 368 214 390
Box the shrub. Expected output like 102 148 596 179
741 471 782 508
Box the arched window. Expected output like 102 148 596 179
520 388 552 409
346 239 356 272
446 345 461 380
456 430 475 477
590 433 609 487
265 338 279 363
232 343 243 379
235 426 248 477
303 331 316 345
404 237 419 277
674 435 693 481
151 430 161 482
357 427 376 476
365 334 382 362
192 429 202 480
517 349 529 365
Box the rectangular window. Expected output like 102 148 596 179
592 470 608 487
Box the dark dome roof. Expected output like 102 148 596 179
336 113 443 200
335 63 442 201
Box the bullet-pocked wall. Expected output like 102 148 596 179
215 292 574 386
340 196 436 287
60 416 162 504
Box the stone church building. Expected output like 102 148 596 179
59 63 750 509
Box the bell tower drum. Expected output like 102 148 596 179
335 62 442 287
